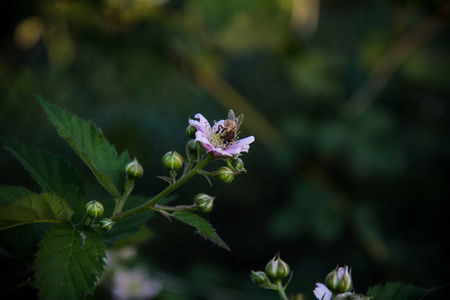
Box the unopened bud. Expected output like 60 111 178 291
216 166 235 184
229 157 245 172
265 253 290 281
186 124 197 139
124 158 144 179
186 140 199 160
251 270 272 287
162 150 184 171
194 193 215 213
325 265 353 294
99 218 114 232
85 200 104 219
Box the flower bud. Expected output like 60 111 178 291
124 158 144 179
229 157 245 172
85 200 104 219
194 193 215 213
186 124 197 139
325 265 352 294
265 253 290 281
216 166 235 184
186 140 199 160
99 218 114 232
251 270 272 287
162 150 184 171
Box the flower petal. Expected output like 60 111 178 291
313 283 332 300
225 136 255 155
195 131 215 151
189 113 211 136
209 147 233 157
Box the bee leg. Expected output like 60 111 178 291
216 125 224 134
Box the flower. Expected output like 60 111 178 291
112 267 162 300
189 113 255 158
314 282 333 300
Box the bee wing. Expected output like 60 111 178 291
228 109 236 122
235 114 244 129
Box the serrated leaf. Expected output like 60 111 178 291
171 211 230 251
0 222 51 262
0 185 32 205
0 193 73 229
366 282 426 300
36 96 130 199
34 223 106 300
2 139 87 222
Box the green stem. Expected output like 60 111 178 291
111 155 213 223
153 204 198 211
114 176 135 215
276 280 288 300
85 216 94 227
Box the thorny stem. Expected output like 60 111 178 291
110 155 213 223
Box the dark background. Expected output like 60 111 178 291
1 0 449 299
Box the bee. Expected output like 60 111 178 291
216 109 244 144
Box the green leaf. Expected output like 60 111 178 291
171 211 230 251
34 223 106 300
2 138 87 222
0 193 73 230
36 96 130 199
366 282 426 300
0 185 32 205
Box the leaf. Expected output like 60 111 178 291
2 138 87 222
366 282 426 300
0 223 51 262
34 223 106 300
0 193 73 230
36 96 130 199
0 186 48 261
171 211 230 251
0 185 32 205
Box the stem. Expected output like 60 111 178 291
153 204 198 211
114 176 135 215
85 217 94 227
275 280 288 300
111 155 213 223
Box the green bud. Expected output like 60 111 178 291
265 253 290 281
251 270 272 287
229 157 245 172
325 265 353 294
99 218 114 232
186 140 199 160
186 124 197 139
194 193 215 213
162 150 184 171
216 166 235 184
84 200 104 219
124 157 144 179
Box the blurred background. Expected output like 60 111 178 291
1 0 449 299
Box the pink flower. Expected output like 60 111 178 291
189 113 255 158
314 282 333 300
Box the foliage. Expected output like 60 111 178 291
1 97 234 299
1 0 449 299
366 282 427 300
